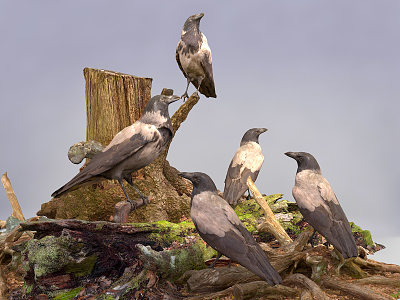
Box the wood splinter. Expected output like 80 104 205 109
246 176 292 245
2 172 25 221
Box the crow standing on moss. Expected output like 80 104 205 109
178 172 282 286
176 13 216 101
52 94 180 208
223 128 268 206
285 151 358 259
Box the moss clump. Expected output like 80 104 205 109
23 235 77 278
146 220 196 246
64 254 97 277
53 287 84 300
22 233 98 281
350 222 374 246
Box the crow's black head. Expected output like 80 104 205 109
178 171 218 195
182 13 204 35
285 151 321 174
240 128 268 146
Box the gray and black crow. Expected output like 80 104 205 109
285 152 358 259
223 128 268 206
176 13 216 101
178 172 282 286
52 94 180 207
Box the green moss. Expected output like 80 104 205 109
145 220 196 246
53 287 84 300
350 222 374 246
263 194 284 205
65 254 97 277
23 235 77 278
24 283 33 295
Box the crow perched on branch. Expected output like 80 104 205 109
176 13 216 101
179 171 282 286
285 151 358 259
52 94 180 208
223 128 268 206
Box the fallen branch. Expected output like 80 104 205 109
246 176 292 245
355 257 400 273
136 242 212 282
321 277 392 300
0 267 7 300
283 273 331 300
354 275 400 287
2 172 25 221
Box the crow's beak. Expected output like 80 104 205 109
284 152 297 159
195 13 205 20
166 95 181 104
258 128 268 135
178 172 193 182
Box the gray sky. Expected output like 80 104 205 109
1 1 399 264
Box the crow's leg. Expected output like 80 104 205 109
227 259 232 268
208 251 222 269
117 178 138 210
194 76 203 96
181 77 191 101
246 188 251 200
122 176 150 207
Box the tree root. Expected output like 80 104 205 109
321 277 393 300
354 257 400 273
186 281 299 300
283 273 332 300
354 275 400 287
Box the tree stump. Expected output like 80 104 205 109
38 68 198 223
84 68 152 146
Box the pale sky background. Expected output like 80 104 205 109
1 1 399 264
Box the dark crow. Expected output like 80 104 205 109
285 152 358 259
176 13 216 101
178 172 282 286
52 94 180 207
223 128 268 206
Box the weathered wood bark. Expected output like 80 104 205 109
246 177 292 245
84 68 152 146
38 68 200 223
321 277 392 300
283 273 331 300
2 172 25 221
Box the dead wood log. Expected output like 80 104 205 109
136 242 213 282
300 289 313 300
321 277 392 300
354 275 400 287
0 267 7 300
305 253 328 281
187 282 299 300
2 172 25 221
259 227 312 274
246 177 292 245
184 266 261 293
283 273 332 300
355 257 400 273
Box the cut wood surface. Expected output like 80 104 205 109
246 176 292 245
2 172 25 221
